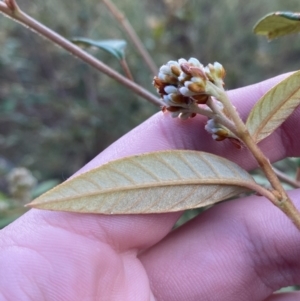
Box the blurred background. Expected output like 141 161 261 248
1 0 300 227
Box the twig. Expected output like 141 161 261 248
120 58 134 81
273 167 300 188
296 167 300 182
0 1 163 107
101 0 158 76
217 90 300 230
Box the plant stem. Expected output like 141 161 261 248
296 167 300 182
101 0 158 76
4 0 18 11
0 1 163 107
218 90 300 229
192 104 213 118
120 58 134 81
206 98 237 135
273 167 300 189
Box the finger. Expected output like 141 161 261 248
2 207 180 249
139 189 300 301
0 209 166 300
78 73 296 175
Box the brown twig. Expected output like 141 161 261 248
273 167 300 189
120 58 134 81
0 1 163 107
217 90 300 230
296 167 300 182
4 0 18 12
101 0 158 76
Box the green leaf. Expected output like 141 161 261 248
253 11 300 40
246 71 300 143
27 150 256 214
71 38 127 60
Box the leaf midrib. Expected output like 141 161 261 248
37 179 254 204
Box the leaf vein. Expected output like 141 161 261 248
127 157 162 181
167 185 199 210
106 165 136 185
178 153 203 178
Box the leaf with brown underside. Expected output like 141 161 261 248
27 150 256 214
254 12 300 40
246 71 300 143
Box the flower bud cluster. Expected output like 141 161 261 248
153 58 226 120
153 58 241 144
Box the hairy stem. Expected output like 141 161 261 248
218 90 300 229
101 0 158 76
0 1 163 106
192 104 214 118
206 98 237 135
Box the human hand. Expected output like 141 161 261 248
1 74 300 301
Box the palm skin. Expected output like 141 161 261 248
1 74 300 301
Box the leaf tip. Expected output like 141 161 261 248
25 199 39 208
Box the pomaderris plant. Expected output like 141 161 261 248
28 56 300 231
2 0 300 230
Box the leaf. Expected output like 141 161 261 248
246 71 300 143
27 150 256 214
71 38 127 60
253 12 300 40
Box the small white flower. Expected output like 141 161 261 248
158 72 167 81
179 86 195 97
191 77 203 83
205 119 217 134
159 65 171 74
167 60 178 65
166 60 180 68
188 57 203 68
163 94 173 106
204 62 225 88
163 93 189 108
178 58 188 65
178 72 189 82
164 85 178 94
